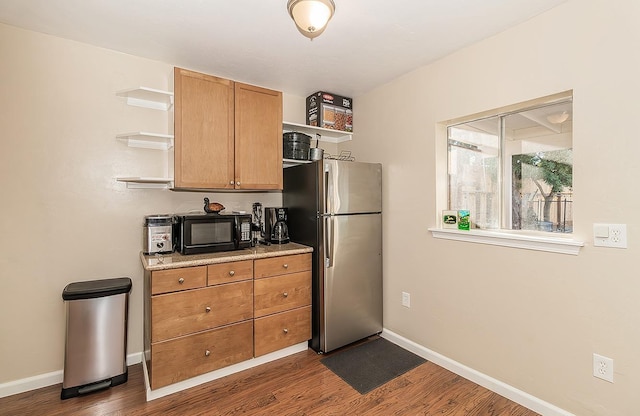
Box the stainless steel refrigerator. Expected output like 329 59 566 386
284 160 382 353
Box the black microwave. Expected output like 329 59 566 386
174 213 252 255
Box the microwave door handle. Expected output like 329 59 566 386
233 217 241 248
232 216 242 249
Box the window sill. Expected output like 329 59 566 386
428 228 584 255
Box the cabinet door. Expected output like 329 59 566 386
151 281 253 342
254 253 311 279
151 266 206 295
254 306 311 357
234 82 283 190
254 271 311 318
151 320 253 389
174 68 235 189
207 260 253 286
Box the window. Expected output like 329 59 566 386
447 94 573 234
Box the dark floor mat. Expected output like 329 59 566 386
321 337 427 394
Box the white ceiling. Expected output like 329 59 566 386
0 0 567 97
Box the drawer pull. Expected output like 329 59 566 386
205 350 211 357
283 328 289 334
283 292 288 298
178 278 185 284
229 270 235 276
205 306 211 313
283 263 289 269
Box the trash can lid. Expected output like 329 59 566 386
62 277 132 301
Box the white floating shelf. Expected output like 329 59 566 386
116 87 174 110
116 132 174 150
116 177 174 189
283 121 353 144
283 158 313 168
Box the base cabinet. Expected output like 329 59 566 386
151 266 206 295
150 321 253 388
254 306 311 357
144 253 311 390
253 253 312 357
151 281 253 342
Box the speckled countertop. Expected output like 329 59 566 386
140 242 313 271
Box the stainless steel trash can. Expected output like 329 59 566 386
61 277 132 400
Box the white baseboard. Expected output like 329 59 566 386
380 329 574 416
143 342 308 401
0 352 143 399
0 370 63 399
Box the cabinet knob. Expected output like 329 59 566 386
283 292 288 298
205 306 211 313
205 350 211 357
283 264 288 269
283 328 289 334
178 278 185 284
229 180 234 185
229 270 235 276
236 181 241 186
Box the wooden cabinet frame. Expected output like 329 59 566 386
144 254 310 390
173 68 282 190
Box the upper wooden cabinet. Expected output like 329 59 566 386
174 68 234 189
234 82 283 190
173 68 283 190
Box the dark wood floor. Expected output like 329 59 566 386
0 342 539 416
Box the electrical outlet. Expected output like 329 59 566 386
593 223 627 248
401 292 410 308
593 353 614 383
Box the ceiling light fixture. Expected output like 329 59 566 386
287 0 335 40
547 111 570 124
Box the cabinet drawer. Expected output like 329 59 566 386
254 271 311 318
151 266 206 295
208 260 253 286
254 306 311 357
254 253 311 279
150 320 253 389
151 281 253 342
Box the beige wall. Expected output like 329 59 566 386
340 0 639 414
0 24 289 383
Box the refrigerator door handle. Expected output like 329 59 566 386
324 163 332 214
325 216 335 268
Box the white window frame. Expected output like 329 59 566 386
429 91 584 255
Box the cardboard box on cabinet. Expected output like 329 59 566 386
306 91 353 132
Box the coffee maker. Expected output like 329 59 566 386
264 207 290 244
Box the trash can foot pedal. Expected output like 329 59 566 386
60 370 128 400
79 379 112 395
61 378 110 400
